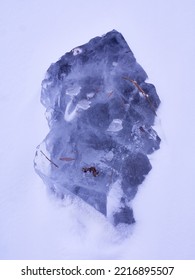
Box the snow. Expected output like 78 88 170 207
0 0 195 259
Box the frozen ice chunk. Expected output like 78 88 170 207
34 30 161 225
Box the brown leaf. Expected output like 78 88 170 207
59 157 75 161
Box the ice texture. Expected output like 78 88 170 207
34 30 161 225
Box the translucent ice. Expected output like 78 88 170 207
34 30 161 225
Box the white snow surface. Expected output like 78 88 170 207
0 0 195 259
